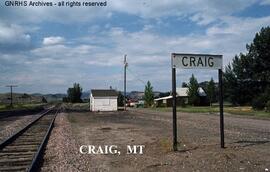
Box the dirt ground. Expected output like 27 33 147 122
43 107 270 172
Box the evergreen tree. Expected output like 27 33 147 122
67 83 83 103
187 74 200 106
117 91 124 107
62 97 69 102
41 97 47 103
144 81 154 107
206 78 215 106
247 27 270 85
224 27 270 107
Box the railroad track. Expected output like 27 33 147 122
0 106 59 172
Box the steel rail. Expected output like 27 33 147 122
0 105 58 171
28 108 59 172
0 107 53 150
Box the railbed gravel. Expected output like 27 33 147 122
0 115 41 142
41 113 92 172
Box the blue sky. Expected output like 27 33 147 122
0 0 270 94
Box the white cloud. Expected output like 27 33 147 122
207 16 270 36
69 15 269 89
1 0 269 93
260 0 270 5
49 78 67 85
32 15 270 70
43 36 65 46
0 23 31 45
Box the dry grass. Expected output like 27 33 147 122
151 106 270 118
159 138 172 152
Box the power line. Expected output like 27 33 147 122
126 67 146 85
5 85 18 107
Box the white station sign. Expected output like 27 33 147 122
172 53 222 69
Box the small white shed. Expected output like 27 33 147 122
90 89 118 111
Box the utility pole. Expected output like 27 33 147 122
6 85 18 108
124 55 128 110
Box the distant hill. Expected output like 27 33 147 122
0 92 68 104
41 92 90 102
0 93 46 104
127 91 161 101
81 91 90 100
42 94 66 102
0 90 163 104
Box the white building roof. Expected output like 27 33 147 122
198 87 207 96
154 95 173 101
177 87 206 97
176 88 188 97
154 87 206 101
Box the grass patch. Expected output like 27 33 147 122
225 107 270 117
64 103 89 111
149 105 270 118
0 103 45 111
0 104 6 109
152 106 219 113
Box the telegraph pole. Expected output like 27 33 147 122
6 85 18 107
124 55 128 110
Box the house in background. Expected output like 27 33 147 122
154 88 188 107
90 89 118 111
154 87 208 107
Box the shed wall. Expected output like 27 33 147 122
90 96 117 111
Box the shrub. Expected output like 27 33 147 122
179 98 186 107
158 103 166 108
252 96 266 110
266 100 270 112
62 97 69 102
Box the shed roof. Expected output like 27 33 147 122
154 87 206 101
91 89 118 97
177 87 206 97
198 87 207 96
154 95 173 101
176 88 188 97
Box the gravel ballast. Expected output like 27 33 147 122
41 113 92 172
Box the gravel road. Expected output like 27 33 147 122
42 108 270 172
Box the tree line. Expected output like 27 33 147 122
63 83 83 103
224 27 270 111
144 27 270 111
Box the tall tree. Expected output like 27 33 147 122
247 27 270 85
67 83 83 103
224 27 270 106
144 81 154 107
117 91 124 107
206 78 215 106
41 97 47 103
187 74 200 106
224 64 239 105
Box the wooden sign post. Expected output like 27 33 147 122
171 53 224 151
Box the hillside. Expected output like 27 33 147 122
0 93 46 104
